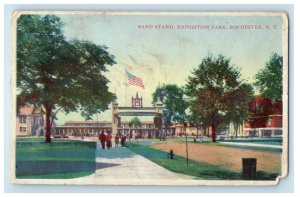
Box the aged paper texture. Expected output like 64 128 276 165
11 11 288 186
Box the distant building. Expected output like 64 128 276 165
244 96 282 137
54 120 175 138
173 123 212 136
228 124 245 137
16 107 45 137
244 115 283 137
55 120 112 136
117 120 158 138
225 96 283 138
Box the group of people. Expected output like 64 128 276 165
98 131 126 149
114 133 127 148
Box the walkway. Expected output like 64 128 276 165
76 142 191 185
219 141 282 149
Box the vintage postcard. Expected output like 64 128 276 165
11 11 288 186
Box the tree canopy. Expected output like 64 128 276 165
224 83 254 137
255 53 283 102
152 84 188 126
185 55 254 142
17 15 116 142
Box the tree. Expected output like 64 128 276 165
152 84 188 127
17 15 116 143
255 53 283 102
187 110 210 137
225 83 254 137
185 55 254 142
129 117 142 128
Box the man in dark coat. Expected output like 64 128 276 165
99 131 106 149
121 135 126 147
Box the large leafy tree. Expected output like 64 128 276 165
17 15 116 143
255 53 283 102
152 84 188 127
225 83 254 137
251 53 283 129
185 55 254 142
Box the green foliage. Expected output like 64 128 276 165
129 117 142 128
17 15 116 142
225 83 254 136
185 55 254 142
152 84 188 126
17 15 66 109
255 53 283 101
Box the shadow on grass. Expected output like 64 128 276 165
16 160 95 179
96 162 120 170
16 140 97 179
97 147 136 159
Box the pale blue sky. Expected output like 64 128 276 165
55 13 284 125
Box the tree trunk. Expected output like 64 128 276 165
51 107 62 128
206 127 209 137
211 120 216 142
44 103 52 143
234 123 238 138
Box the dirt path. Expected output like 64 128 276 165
152 142 282 174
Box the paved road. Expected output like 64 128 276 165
75 142 192 185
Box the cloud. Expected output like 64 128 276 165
118 61 134 70
126 54 155 74
128 55 138 65
139 65 154 74
148 52 167 65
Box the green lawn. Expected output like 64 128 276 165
16 139 96 179
125 141 279 180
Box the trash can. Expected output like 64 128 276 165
242 158 257 179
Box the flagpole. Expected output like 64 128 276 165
125 68 128 106
114 75 117 95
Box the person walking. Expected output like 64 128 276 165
99 131 106 149
121 134 126 147
106 132 112 150
115 133 120 148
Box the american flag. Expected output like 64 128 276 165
127 71 145 89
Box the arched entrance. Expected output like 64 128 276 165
111 93 164 138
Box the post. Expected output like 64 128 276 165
184 123 189 166
242 158 257 179
125 68 128 106
111 103 118 136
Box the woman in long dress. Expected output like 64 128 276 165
106 132 112 149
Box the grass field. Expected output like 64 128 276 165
16 139 96 179
126 140 279 180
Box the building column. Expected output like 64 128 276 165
271 130 275 137
111 103 118 136
258 129 263 137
